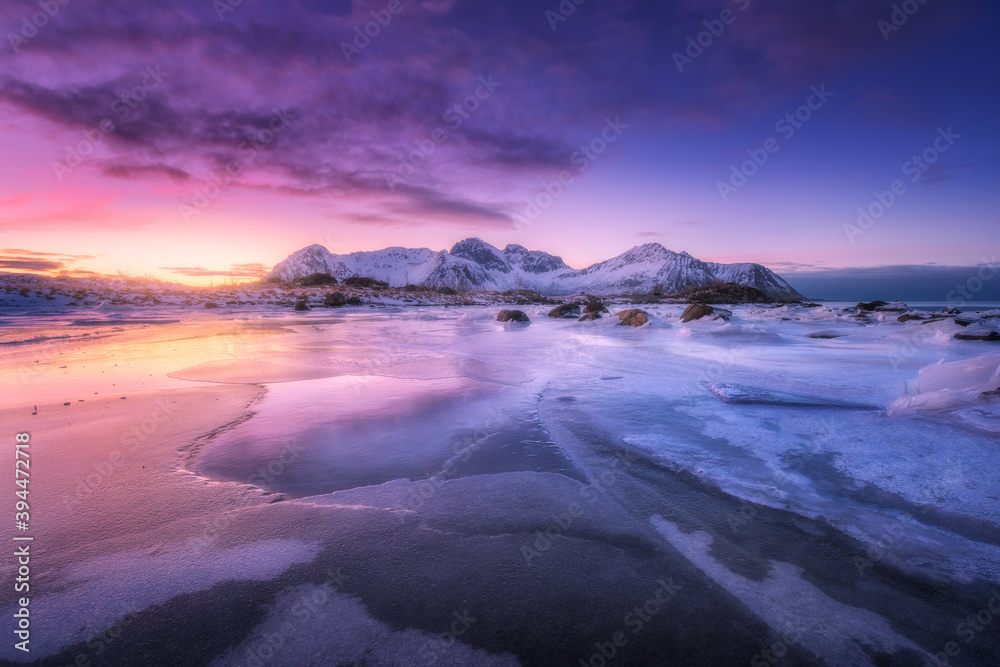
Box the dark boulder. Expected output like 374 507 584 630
203 302 218 309
299 272 338 286
345 296 363 306
584 300 609 314
617 309 649 327
497 309 530 323
681 304 715 322
898 313 930 323
294 300 310 311
323 292 347 307
875 302 909 312
678 282 771 304
548 303 581 318
403 284 424 292
578 312 603 321
437 286 458 296
344 276 389 289
954 331 1000 342
502 289 546 304
855 300 889 311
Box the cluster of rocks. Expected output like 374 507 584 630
501 289 555 305
545 297 610 322
853 301 1000 342
292 291 367 311
674 282 771 304
497 298 736 328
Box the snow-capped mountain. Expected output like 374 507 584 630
265 238 803 300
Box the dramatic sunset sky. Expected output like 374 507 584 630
0 0 997 295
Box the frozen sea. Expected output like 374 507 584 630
1 300 999 666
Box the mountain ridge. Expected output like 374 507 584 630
265 238 803 300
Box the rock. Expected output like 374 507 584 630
294 300 310 311
502 289 546 304
898 313 930 323
323 292 346 307
299 272 338 286
497 309 530 323
578 312 603 321
954 331 1000 342
978 387 1000 401
403 284 424 292
437 286 458 295
954 318 979 327
617 309 649 327
345 296 363 306
681 304 715 322
631 294 665 305
855 300 889 311
344 276 389 289
942 307 961 315
875 302 909 312
584 300 609 315
203 302 218 309
808 331 845 339
678 282 771 304
548 303 581 318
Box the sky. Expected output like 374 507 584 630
0 0 997 298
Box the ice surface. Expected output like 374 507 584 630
210 584 521 667
650 516 933 666
708 382 881 409
890 355 1000 433
4 300 1000 664
0 538 319 662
